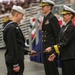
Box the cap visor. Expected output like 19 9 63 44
40 3 49 7
61 11 71 15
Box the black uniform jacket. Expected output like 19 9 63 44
42 12 60 51
3 20 29 65
57 20 75 60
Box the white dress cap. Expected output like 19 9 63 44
12 5 25 14
42 0 55 6
63 5 75 14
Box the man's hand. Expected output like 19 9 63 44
13 66 20 72
44 47 52 52
48 53 56 61
29 50 37 56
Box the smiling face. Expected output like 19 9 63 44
62 13 73 23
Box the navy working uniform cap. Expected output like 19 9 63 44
40 0 55 7
61 5 75 15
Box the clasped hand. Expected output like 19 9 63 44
29 50 37 56
44 47 52 52
44 47 56 61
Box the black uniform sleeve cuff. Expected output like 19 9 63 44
24 49 30 55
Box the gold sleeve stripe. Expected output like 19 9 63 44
54 45 60 54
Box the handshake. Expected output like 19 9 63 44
28 47 52 56
28 47 56 61
29 50 37 56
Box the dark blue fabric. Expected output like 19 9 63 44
30 30 42 62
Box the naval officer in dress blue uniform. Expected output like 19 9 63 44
40 0 60 75
45 5 75 75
